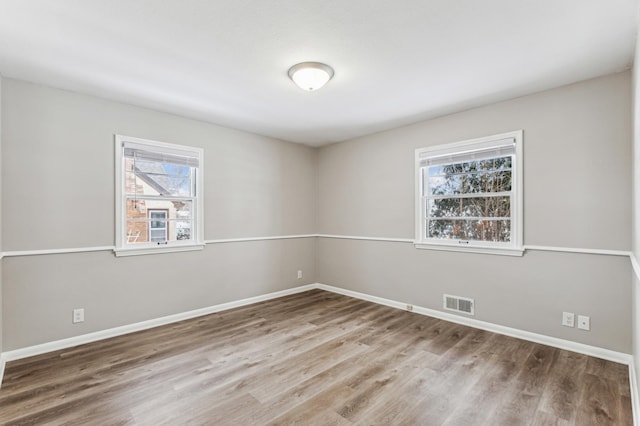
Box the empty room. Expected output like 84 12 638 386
1 0 640 424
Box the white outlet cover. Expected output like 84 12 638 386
73 308 85 323
578 315 590 331
562 312 575 327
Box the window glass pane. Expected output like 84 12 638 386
173 201 193 220
125 221 146 244
125 199 193 245
176 221 192 240
150 229 166 242
126 219 194 244
149 211 167 230
428 196 511 218
124 158 193 197
126 200 192 220
428 219 511 242
416 133 521 250
423 153 513 244
118 137 203 253
426 156 512 196
161 163 193 196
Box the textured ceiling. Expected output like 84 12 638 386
0 0 637 146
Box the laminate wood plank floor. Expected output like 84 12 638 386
0 289 632 425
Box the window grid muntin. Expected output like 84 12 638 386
423 154 515 244
148 210 168 242
115 134 204 255
415 132 521 253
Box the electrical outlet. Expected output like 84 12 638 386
562 312 574 327
297 270 303 279
578 315 590 331
73 308 85 324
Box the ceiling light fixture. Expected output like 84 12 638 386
288 62 334 91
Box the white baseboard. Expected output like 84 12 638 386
315 283 638 424
1 281 637 424
2 281 634 365
0 284 317 366
314 283 633 365
0 354 5 390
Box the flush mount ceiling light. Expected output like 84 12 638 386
288 62 334 91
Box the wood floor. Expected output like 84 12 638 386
0 289 633 425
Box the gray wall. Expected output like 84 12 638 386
317 71 632 353
1 71 634 355
1 79 317 350
2 80 317 250
3 240 315 350
632 18 640 386
635 14 640 267
0 75 3 355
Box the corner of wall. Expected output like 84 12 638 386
0 73 3 356
632 4 639 271
631 6 640 423
311 144 320 281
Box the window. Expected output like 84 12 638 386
148 210 168 242
415 130 523 256
115 135 204 256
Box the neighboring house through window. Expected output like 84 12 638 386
115 135 204 256
415 130 523 256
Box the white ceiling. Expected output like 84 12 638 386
0 1 637 146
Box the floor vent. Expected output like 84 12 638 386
443 294 475 315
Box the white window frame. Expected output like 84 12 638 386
414 130 523 256
115 135 204 257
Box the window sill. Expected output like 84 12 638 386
114 244 205 257
414 242 524 257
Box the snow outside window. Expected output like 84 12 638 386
415 131 523 256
